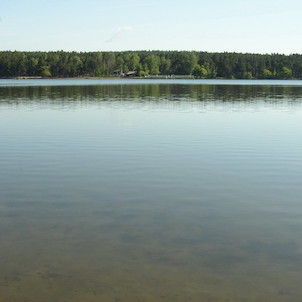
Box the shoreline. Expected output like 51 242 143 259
1 76 301 81
1 75 195 80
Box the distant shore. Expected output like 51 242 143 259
1 75 196 80
1 77 301 81
1 50 301 80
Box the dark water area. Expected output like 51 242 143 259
1 79 302 301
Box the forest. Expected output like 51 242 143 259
0 50 302 79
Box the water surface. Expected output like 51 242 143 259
1 80 302 301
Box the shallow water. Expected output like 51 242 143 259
1 80 302 301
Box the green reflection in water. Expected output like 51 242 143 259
1 82 302 104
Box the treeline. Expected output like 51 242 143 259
1 50 302 79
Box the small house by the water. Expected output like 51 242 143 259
113 70 124 77
125 71 137 77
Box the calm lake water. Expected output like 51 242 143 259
1 79 302 301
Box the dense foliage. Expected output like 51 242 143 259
1 50 302 79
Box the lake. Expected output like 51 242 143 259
1 79 302 302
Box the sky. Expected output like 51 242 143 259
0 0 302 54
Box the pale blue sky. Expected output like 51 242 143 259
0 0 302 54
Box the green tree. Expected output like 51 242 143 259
114 55 125 74
279 67 292 79
124 53 140 71
49 54 60 76
145 55 160 75
192 64 208 78
69 55 83 76
262 69 274 79
41 66 52 77
103 52 116 75
159 56 172 74
28 57 39 76
172 52 198 75
242 72 253 79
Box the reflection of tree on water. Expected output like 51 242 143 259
1 83 302 108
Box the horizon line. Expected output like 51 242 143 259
0 49 301 56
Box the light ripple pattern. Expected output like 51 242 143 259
0 79 302 302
